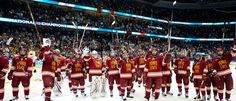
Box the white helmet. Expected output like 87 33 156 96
54 49 60 53
91 50 98 55
91 50 98 58
82 47 90 57
110 50 115 57
179 49 187 57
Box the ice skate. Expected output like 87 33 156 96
214 96 219 101
185 93 189 98
226 99 231 101
74 94 79 97
154 99 159 101
131 89 135 93
45 99 53 101
177 92 182 96
119 91 122 96
162 92 167 96
201 96 206 101
81 93 87 97
122 96 127 101
9 96 18 101
25 95 29 100
207 95 211 100
127 94 134 98
194 95 200 100
110 91 113 97
167 91 173 95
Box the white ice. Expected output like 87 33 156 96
3 62 236 101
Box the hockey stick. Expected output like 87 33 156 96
25 0 42 46
72 22 89 52
54 80 62 94
41 88 45 96
195 79 206 100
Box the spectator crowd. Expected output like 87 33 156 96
0 0 235 59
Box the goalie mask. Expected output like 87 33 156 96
110 50 116 57
179 49 187 58
91 50 99 58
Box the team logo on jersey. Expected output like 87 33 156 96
95 60 102 68
178 60 184 69
111 60 117 69
194 65 200 73
218 60 228 69
139 58 145 64
149 60 157 70
206 63 213 71
17 61 26 70
125 63 132 72
51 61 57 71
75 63 82 71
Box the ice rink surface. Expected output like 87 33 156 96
2 63 236 101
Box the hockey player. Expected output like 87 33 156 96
65 52 74 91
135 49 146 87
204 54 218 101
106 50 120 97
213 46 234 101
69 52 87 97
144 48 163 101
52 49 65 96
129 53 136 95
190 54 207 101
39 46 61 101
119 51 135 101
86 50 106 97
174 49 190 98
8 47 33 101
161 52 173 96
0 48 9 101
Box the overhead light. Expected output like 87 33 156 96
72 21 76 25
112 21 116 26
173 1 177 6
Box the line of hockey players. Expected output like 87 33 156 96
0 41 235 101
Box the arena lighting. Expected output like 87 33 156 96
196 52 206 56
173 1 177 6
148 26 163 30
32 0 236 26
0 17 233 41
